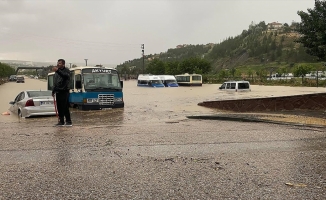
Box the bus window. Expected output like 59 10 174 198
75 74 82 89
48 75 54 90
70 71 74 89
192 76 201 81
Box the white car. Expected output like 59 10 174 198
9 90 56 118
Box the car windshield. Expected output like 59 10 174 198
83 73 121 90
27 91 52 97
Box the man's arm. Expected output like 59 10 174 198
56 68 70 79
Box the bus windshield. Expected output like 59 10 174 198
83 73 121 91
164 80 177 84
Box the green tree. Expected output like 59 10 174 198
165 61 180 75
230 68 236 77
218 69 229 80
293 64 312 83
247 69 254 80
178 57 211 74
296 0 326 61
0 62 16 78
146 58 166 74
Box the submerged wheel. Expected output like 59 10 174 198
18 110 22 118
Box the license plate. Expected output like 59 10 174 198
41 101 53 105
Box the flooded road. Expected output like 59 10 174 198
0 78 325 199
1 77 326 125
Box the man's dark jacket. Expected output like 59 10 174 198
52 67 71 94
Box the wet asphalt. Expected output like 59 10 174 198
0 78 325 199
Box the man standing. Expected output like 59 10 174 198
52 59 72 126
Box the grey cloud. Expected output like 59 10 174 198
0 0 317 65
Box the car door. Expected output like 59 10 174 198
16 92 26 110
11 92 23 114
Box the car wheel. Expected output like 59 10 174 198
18 110 22 118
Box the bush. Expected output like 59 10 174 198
0 62 15 78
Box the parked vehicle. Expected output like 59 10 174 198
175 73 202 86
48 66 124 110
16 76 25 83
219 81 251 92
157 75 179 87
9 75 17 82
137 74 165 87
9 90 56 118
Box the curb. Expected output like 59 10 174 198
186 115 326 128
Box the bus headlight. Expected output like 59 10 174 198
87 98 99 103
114 97 123 102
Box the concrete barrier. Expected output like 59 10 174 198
198 93 326 112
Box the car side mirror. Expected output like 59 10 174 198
9 101 14 105
120 81 123 88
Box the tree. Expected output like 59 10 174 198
165 61 180 75
247 69 254 80
296 0 326 61
293 64 312 83
146 58 166 74
0 62 16 78
283 23 291 33
218 69 228 80
230 68 236 77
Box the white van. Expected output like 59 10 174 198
218 81 251 92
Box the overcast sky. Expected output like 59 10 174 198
0 0 315 66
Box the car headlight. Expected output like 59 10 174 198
114 97 123 102
87 98 99 103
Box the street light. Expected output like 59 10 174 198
84 59 88 66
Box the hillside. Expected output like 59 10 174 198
117 21 318 75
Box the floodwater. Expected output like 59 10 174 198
1 77 326 125
0 77 217 125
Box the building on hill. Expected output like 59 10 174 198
267 22 283 31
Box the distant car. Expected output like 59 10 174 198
16 76 25 83
9 90 56 118
9 75 17 82
219 81 251 92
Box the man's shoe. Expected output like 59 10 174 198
65 122 72 127
54 121 65 127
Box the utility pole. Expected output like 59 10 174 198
84 59 88 66
141 44 144 74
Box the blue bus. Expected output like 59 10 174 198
48 66 124 110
